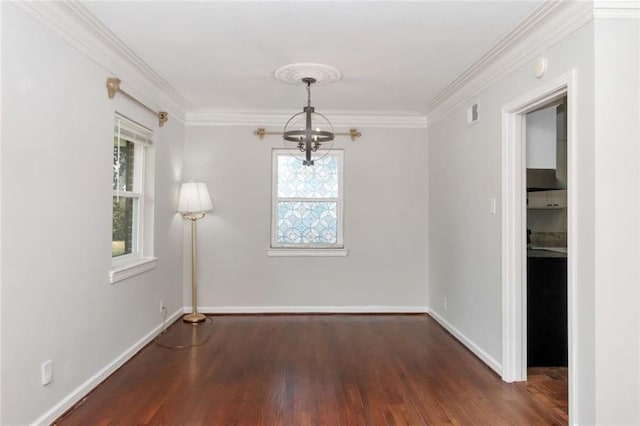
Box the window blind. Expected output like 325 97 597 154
115 114 153 146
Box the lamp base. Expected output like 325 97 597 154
182 313 206 323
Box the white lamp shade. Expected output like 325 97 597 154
177 181 213 214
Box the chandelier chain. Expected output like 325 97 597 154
307 81 311 108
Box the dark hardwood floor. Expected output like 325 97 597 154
57 315 566 425
519 367 569 424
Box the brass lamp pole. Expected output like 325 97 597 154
177 181 213 324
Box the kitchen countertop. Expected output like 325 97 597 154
527 248 567 258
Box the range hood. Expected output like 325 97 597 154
527 168 566 192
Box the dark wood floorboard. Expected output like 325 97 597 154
517 367 569 424
56 315 566 425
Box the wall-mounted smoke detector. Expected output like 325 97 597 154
467 102 479 125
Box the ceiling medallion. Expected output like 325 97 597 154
274 63 342 166
274 63 342 86
255 63 360 165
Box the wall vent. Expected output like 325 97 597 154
467 103 479 125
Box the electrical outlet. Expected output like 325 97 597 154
41 360 53 386
160 300 165 313
444 297 448 311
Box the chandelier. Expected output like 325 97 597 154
283 77 334 166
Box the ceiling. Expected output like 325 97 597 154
84 1 543 116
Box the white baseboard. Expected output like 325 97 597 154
31 308 183 426
428 309 503 376
184 305 430 314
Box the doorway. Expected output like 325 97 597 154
524 96 568 422
501 72 576 424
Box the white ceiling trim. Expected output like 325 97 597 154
593 1 640 19
426 0 594 126
185 110 428 129
13 1 428 128
427 1 562 109
14 0 607 129
11 1 188 122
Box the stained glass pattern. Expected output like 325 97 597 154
274 151 342 247
277 155 338 198
277 202 338 244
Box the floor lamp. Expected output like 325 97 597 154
178 181 213 324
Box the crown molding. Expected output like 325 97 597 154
426 0 594 126
15 0 619 130
185 109 428 129
11 1 188 122
427 1 563 109
594 0 640 18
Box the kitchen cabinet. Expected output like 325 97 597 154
527 253 568 367
526 106 557 169
527 189 567 209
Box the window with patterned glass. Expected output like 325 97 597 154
272 150 344 248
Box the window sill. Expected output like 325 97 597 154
110 256 158 284
267 249 349 257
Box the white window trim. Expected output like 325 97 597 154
270 149 345 252
267 248 348 257
110 114 156 283
110 256 158 284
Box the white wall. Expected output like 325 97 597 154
593 17 640 424
0 2 3 421
430 13 640 424
1 4 185 424
428 22 598 423
183 126 428 311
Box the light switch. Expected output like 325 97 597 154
41 360 53 386
490 197 497 215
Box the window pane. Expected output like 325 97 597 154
113 138 135 192
277 155 338 198
277 201 338 244
112 196 137 257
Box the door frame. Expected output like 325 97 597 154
501 71 577 420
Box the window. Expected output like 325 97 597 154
270 150 346 256
111 114 156 282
